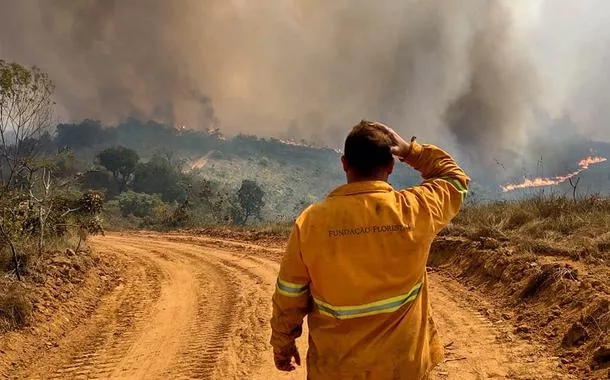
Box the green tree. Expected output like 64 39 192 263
133 154 186 202
79 169 120 197
236 180 265 225
96 146 139 191
55 119 116 150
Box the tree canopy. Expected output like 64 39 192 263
236 179 265 224
96 146 139 191
133 154 186 202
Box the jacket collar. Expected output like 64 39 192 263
328 180 394 197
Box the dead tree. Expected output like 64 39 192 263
0 61 54 280
28 167 53 253
568 177 580 202
0 60 54 192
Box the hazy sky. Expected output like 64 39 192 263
0 0 608 169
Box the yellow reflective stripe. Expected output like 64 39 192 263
278 278 308 290
436 177 468 202
314 282 422 319
276 278 308 297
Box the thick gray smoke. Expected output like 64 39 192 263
0 1 218 129
0 0 605 170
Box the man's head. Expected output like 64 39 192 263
341 120 395 182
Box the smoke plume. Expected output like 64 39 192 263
0 0 605 171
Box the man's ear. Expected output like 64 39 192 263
341 155 349 173
387 159 395 176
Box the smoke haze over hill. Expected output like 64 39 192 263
0 0 609 174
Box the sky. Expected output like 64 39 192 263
0 0 608 176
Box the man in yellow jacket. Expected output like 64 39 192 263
271 120 470 379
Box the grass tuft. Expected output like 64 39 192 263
0 283 32 332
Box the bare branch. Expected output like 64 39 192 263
568 176 581 202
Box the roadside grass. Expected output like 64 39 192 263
0 282 32 332
0 231 87 332
445 194 610 262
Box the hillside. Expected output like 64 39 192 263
45 118 610 225
53 119 425 223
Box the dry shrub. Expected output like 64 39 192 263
0 283 32 331
0 250 31 275
526 194 571 219
505 208 535 229
543 215 583 235
468 226 508 242
0 250 11 272
597 233 610 252
520 263 578 299
517 239 555 255
251 223 292 239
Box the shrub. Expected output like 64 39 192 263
116 191 166 218
0 284 32 331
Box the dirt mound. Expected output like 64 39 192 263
181 224 291 248
430 236 610 378
0 247 122 377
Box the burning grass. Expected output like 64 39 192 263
501 155 607 192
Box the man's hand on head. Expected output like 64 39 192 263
274 344 301 372
381 125 415 161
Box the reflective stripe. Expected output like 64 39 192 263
276 278 309 297
437 176 468 202
314 282 422 319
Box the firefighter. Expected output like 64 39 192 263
271 120 470 379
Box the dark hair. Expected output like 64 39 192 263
344 120 394 177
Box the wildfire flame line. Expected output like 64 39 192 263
501 155 608 192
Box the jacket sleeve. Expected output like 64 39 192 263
400 141 470 234
270 223 310 355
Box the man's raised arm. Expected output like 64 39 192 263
387 129 470 233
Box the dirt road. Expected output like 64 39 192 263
13 232 568 379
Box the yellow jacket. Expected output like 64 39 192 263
271 142 470 379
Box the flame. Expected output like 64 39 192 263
190 150 216 170
578 155 607 169
501 155 608 192
278 138 342 153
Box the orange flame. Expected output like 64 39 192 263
501 155 608 192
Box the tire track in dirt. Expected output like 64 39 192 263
164 254 237 379
102 237 240 380
141 239 283 379
23 249 163 380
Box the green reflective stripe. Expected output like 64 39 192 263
314 282 422 319
276 278 308 297
437 177 468 201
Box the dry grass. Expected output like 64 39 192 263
519 263 578 299
449 194 610 261
0 282 32 332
